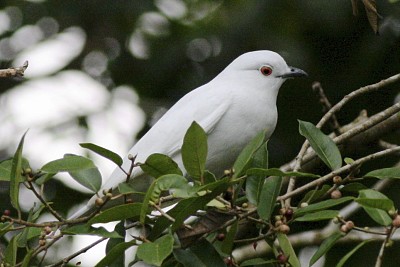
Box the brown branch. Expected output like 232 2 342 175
46 237 108 267
26 234 64 266
26 180 65 222
1 215 62 228
317 73 400 129
152 203 175 223
312 81 341 135
0 61 28 77
279 146 400 201
333 102 400 146
281 106 400 174
284 73 400 206
375 226 394 267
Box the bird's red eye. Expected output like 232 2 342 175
260 66 272 76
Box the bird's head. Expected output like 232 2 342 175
219 50 307 93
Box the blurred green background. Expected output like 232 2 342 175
0 1 399 266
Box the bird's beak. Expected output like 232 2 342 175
278 67 308 79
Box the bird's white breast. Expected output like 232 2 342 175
202 78 278 175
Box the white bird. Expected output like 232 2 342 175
70 50 307 219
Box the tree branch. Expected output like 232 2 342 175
279 146 400 201
284 73 400 204
0 61 28 77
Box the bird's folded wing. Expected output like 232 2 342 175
69 86 231 219
101 85 231 194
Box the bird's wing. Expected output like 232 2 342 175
69 84 230 219
131 84 230 161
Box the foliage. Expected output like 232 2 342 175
1 105 400 267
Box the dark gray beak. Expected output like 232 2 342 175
278 67 308 79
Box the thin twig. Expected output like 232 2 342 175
152 204 175 223
26 180 65 222
29 234 64 265
377 140 399 150
1 216 62 228
234 231 272 244
0 61 28 77
47 237 108 267
376 226 396 267
333 102 400 146
317 73 400 129
279 146 400 201
312 81 341 135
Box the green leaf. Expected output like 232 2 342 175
42 154 102 192
0 223 13 237
0 159 12 181
148 179 229 240
89 203 142 224
80 142 123 166
169 181 228 233
173 249 204 267
344 157 355 164
245 143 269 205
95 240 136 267
257 176 282 221
298 120 342 171
220 221 238 254
32 204 46 222
190 239 226 267
341 182 368 193
140 174 193 224
336 239 373 267
233 131 266 178
299 184 331 204
0 159 12 182
117 182 144 195
277 233 300 267
10 131 28 211
140 181 156 224
25 227 42 241
69 164 102 193
295 197 354 217
21 249 34 267
358 189 392 226
246 168 320 178
141 153 183 178
309 231 344 266
17 206 36 247
34 172 56 185
355 198 395 212
136 234 174 266
41 154 96 173
62 225 123 238
181 121 208 180
364 167 400 179
4 235 18 266
203 170 217 184
294 210 339 222
103 222 126 267
252 142 269 169
0 158 30 181
246 176 265 205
